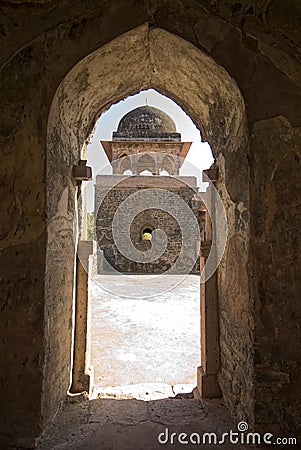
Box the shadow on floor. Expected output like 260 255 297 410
38 390 248 450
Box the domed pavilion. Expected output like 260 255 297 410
94 105 202 274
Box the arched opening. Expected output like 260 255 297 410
139 169 153 176
118 155 132 175
161 155 175 175
160 170 169 176
45 24 250 428
87 90 204 392
137 154 156 175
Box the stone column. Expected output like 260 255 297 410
197 177 221 398
154 153 162 175
70 240 94 394
131 154 138 175
174 155 181 175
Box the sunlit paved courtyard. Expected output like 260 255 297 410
90 274 200 392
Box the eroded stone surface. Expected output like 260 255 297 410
250 115 301 436
39 394 243 450
89 398 148 425
148 398 206 426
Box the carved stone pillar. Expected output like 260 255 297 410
197 241 221 397
197 177 221 398
70 240 94 394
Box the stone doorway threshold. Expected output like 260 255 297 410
38 387 247 450
93 382 196 401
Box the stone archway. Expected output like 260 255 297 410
137 154 156 175
45 24 250 427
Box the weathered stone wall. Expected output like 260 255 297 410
215 149 253 424
250 116 301 436
0 1 300 445
95 176 201 274
0 4 147 445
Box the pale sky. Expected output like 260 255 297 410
86 89 214 212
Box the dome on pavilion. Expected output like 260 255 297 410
112 106 181 141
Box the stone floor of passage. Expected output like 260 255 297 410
38 392 250 450
38 274 250 450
